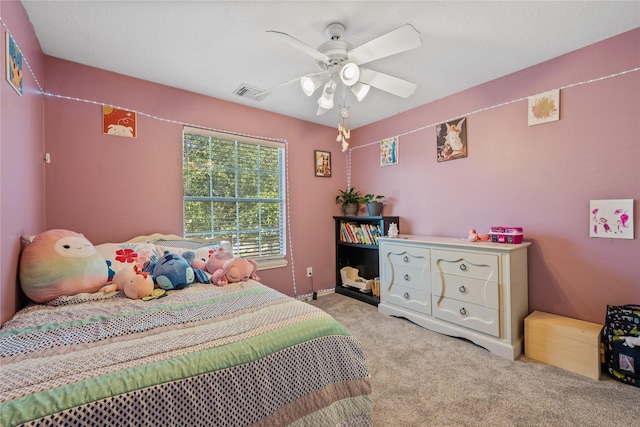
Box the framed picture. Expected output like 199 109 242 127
6 33 23 96
380 137 399 166
103 105 137 138
314 150 331 177
528 89 560 126
590 199 634 239
436 117 467 162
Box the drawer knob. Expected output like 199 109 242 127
404 292 410 299
459 307 467 316
404 274 411 281
459 263 467 272
458 285 467 294
403 256 409 263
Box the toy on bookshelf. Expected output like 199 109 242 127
340 266 373 292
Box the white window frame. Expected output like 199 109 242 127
182 126 287 269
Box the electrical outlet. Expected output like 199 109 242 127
306 267 313 277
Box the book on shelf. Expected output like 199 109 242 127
340 221 382 245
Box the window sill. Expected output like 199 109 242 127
255 258 288 270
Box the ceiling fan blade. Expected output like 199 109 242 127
255 71 327 97
267 30 330 63
347 24 421 65
359 68 417 98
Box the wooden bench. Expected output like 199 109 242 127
525 310 603 379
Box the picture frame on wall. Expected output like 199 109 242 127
590 199 634 239
5 33 23 96
102 105 137 138
314 150 331 177
436 117 467 162
380 137 399 166
528 89 560 126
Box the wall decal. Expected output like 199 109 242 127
380 137 399 166
5 33 23 95
102 105 137 138
314 150 331 177
528 89 559 125
437 117 467 162
590 199 634 239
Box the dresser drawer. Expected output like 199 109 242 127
385 245 430 271
383 263 426 291
380 243 431 315
432 272 499 310
431 249 498 282
382 282 431 315
432 295 500 337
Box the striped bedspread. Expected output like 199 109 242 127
0 281 372 426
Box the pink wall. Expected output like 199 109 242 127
1 2 637 328
42 57 344 302
350 28 640 324
0 1 46 325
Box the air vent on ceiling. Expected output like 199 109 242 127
234 84 269 101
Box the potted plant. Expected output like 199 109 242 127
358 194 385 216
336 187 361 216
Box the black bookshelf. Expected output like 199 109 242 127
333 216 399 306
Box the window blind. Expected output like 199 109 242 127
182 127 286 262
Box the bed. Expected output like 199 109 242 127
0 235 372 426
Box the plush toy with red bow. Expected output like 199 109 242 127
99 265 158 299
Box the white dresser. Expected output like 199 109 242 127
378 235 530 360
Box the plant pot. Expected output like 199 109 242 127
366 202 383 216
343 203 359 216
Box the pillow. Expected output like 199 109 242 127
125 233 184 243
94 242 161 279
20 229 109 303
21 234 35 250
154 239 232 266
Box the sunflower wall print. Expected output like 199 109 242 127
528 89 559 126
380 137 399 166
103 105 137 138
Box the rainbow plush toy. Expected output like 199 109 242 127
19 229 109 303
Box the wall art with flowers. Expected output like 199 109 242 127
380 137 399 166
528 89 559 126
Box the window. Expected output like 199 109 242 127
183 127 286 268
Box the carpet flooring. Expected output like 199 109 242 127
309 292 639 427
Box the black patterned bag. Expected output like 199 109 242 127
603 304 640 387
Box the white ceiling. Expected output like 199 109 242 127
21 1 640 129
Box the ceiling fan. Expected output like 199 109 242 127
265 23 422 115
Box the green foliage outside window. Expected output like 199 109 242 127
183 130 285 259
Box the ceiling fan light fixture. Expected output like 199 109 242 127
351 82 370 102
317 80 336 110
300 75 322 96
317 105 331 116
268 22 422 117
340 63 360 87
